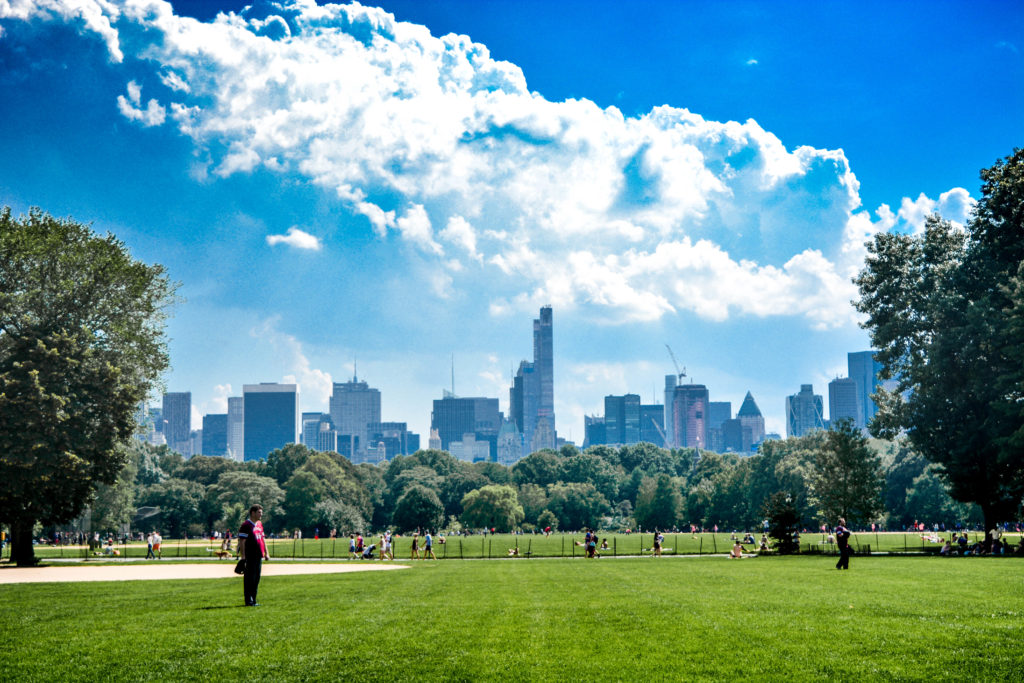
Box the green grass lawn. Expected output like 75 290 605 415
18 530 1020 561
2 556 1021 681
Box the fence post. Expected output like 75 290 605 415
488 539 491 559
698 536 702 555
613 537 616 557
712 535 717 554
527 538 531 558
459 538 463 560
674 534 678 556
561 535 565 557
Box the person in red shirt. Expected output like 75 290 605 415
237 504 269 606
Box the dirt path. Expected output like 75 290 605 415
0 562 409 584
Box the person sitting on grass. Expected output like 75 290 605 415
507 547 519 556
940 539 952 556
729 541 745 559
759 535 770 551
600 538 609 550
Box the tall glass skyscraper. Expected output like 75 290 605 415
828 377 859 427
786 384 824 437
672 383 709 449
161 392 191 455
329 377 381 461
201 413 228 457
243 383 298 461
510 306 556 455
227 396 244 462
848 351 883 430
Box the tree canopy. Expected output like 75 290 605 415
854 149 1024 534
0 208 176 564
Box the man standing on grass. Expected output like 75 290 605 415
835 518 851 570
238 504 269 606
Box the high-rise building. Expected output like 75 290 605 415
640 404 665 447
431 395 501 459
161 392 191 455
496 419 524 466
786 384 824 438
848 351 883 430
243 383 298 461
368 421 419 460
663 375 677 449
672 384 709 450
448 433 491 463
227 396 244 462
583 415 606 448
828 377 859 428
604 394 641 445
201 413 228 457
707 402 732 431
301 412 337 453
737 392 766 446
329 377 381 461
510 306 556 455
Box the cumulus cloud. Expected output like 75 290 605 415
266 226 322 250
116 81 165 126
252 317 333 407
2 0 977 328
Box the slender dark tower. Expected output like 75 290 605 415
532 306 555 450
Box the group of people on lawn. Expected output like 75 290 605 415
939 534 1023 556
346 530 439 560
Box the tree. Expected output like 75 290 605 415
0 208 176 565
511 450 562 487
854 149 1024 537
90 443 139 534
634 474 683 530
810 420 884 526
544 483 609 531
391 484 444 532
460 485 525 532
138 478 205 538
763 492 800 554
208 471 284 532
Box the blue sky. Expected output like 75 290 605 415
1 0 1020 441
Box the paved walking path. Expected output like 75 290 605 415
0 562 408 584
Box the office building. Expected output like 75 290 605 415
672 383 709 450
640 404 665 447
510 306 556 455
496 419 524 466
329 376 381 461
227 396 244 462
848 351 883 430
449 433 491 463
431 394 501 459
161 392 191 455
786 384 824 438
201 413 228 457
828 377 859 428
368 421 420 460
737 392 766 446
664 375 677 449
604 394 641 445
243 383 298 461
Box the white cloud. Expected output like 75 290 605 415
8 1 978 329
252 318 333 408
266 226 322 250
116 81 166 126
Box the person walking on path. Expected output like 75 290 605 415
835 518 852 570
146 532 155 560
423 531 436 560
152 531 162 559
237 504 269 606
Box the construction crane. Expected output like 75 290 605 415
649 416 670 449
665 344 686 382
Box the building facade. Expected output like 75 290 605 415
848 350 883 431
243 383 298 461
227 396 244 462
786 384 824 438
201 413 228 457
672 384 709 450
161 392 191 455
828 377 859 428
329 377 381 461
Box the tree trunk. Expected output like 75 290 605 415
11 519 38 567
980 503 997 546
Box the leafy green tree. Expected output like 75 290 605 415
536 509 559 532
511 450 562 487
208 470 284 532
311 499 366 535
545 482 609 531
560 452 620 502
880 442 930 528
281 470 326 532
634 474 683 531
516 483 548 525
763 492 801 554
460 485 525 532
810 420 884 526
391 484 444 532
138 478 205 538
854 150 1024 537
0 208 176 565
439 467 489 519
903 465 978 526
471 461 512 485
259 443 313 485
90 443 139 534
177 455 241 487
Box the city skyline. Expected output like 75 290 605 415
1 1 1020 441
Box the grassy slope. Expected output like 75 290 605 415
2 557 1021 681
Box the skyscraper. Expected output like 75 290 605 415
510 306 556 455
672 384 709 449
162 392 191 455
431 395 501 458
786 384 824 438
848 351 883 430
604 393 641 445
663 374 677 449
243 383 298 461
329 377 381 461
737 391 766 446
640 404 665 447
201 413 228 457
227 396 244 462
828 377 859 428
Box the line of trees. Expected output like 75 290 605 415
77 418 980 541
